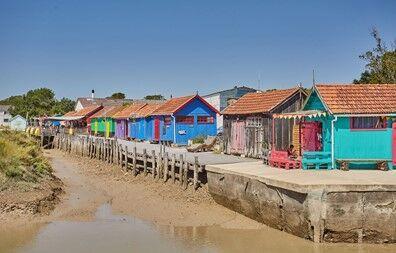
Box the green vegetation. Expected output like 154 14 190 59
354 28 396 84
0 130 52 184
0 88 76 117
144 94 165 100
192 135 205 144
108 92 126 99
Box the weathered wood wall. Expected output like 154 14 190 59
223 91 306 158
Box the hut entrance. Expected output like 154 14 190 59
393 122 396 165
301 121 322 152
154 117 160 141
230 120 245 154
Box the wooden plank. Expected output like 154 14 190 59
193 156 198 190
133 146 137 176
163 152 169 182
143 149 148 176
171 154 176 183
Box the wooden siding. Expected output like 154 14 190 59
223 90 305 158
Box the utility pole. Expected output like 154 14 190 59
312 69 316 85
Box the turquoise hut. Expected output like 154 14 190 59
274 84 396 170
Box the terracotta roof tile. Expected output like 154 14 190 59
315 84 396 114
152 95 195 115
135 103 165 118
113 103 147 119
222 88 300 115
90 106 123 118
63 105 102 117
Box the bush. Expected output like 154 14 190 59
191 135 206 144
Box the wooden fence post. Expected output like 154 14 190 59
163 152 169 182
133 146 137 176
184 162 189 190
124 146 128 170
143 149 147 176
194 156 199 190
151 150 156 178
179 154 184 186
171 154 176 183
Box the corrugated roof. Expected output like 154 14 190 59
152 94 220 115
315 83 396 114
222 88 300 115
90 106 123 118
152 95 195 115
135 103 164 118
113 103 147 119
63 105 102 117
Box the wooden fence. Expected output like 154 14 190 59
52 134 204 190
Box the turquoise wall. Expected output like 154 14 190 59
334 117 393 168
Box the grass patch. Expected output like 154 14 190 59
191 135 206 144
0 129 52 184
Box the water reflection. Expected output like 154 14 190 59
4 203 395 253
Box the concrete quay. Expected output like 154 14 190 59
206 162 396 243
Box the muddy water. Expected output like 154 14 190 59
2 203 394 253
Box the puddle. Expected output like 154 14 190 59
3 203 395 253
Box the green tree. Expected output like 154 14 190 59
144 94 165 100
354 28 396 84
108 92 126 99
51 98 76 115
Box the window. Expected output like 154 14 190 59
351 117 387 130
4 118 9 122
164 116 172 125
197 116 214 124
176 116 194 124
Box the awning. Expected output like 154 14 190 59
45 116 84 121
273 110 327 119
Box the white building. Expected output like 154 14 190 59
0 105 12 127
203 86 257 133
10 115 27 131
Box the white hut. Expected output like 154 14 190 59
10 115 27 131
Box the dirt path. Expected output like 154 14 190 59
46 149 262 228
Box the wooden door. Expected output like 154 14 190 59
154 117 160 141
301 122 322 151
231 120 245 154
393 122 396 165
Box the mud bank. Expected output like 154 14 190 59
206 166 396 244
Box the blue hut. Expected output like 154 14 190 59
149 94 219 145
274 84 396 170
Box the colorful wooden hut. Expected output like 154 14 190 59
222 87 307 158
113 103 147 139
273 84 396 170
90 106 124 138
150 94 219 145
133 103 164 141
61 105 102 134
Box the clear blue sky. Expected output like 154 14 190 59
1 0 395 100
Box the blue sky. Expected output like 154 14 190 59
0 0 395 100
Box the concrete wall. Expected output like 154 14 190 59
207 170 396 243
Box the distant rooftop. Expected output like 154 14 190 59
76 97 164 108
203 86 257 97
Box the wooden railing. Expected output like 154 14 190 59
53 134 204 190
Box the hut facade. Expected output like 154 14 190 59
222 87 307 158
274 84 396 170
62 105 103 134
132 103 164 141
151 94 219 145
112 103 147 139
90 106 124 138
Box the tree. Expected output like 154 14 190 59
108 92 126 99
144 94 165 100
354 28 396 84
51 98 76 115
0 88 75 118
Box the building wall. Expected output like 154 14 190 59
0 110 11 126
203 94 222 133
10 116 27 131
334 117 393 168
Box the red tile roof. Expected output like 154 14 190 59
152 94 220 115
152 95 195 115
315 84 396 114
63 105 102 117
135 103 164 118
222 88 300 115
90 106 123 118
113 103 147 119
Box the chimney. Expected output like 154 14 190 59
91 89 95 99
